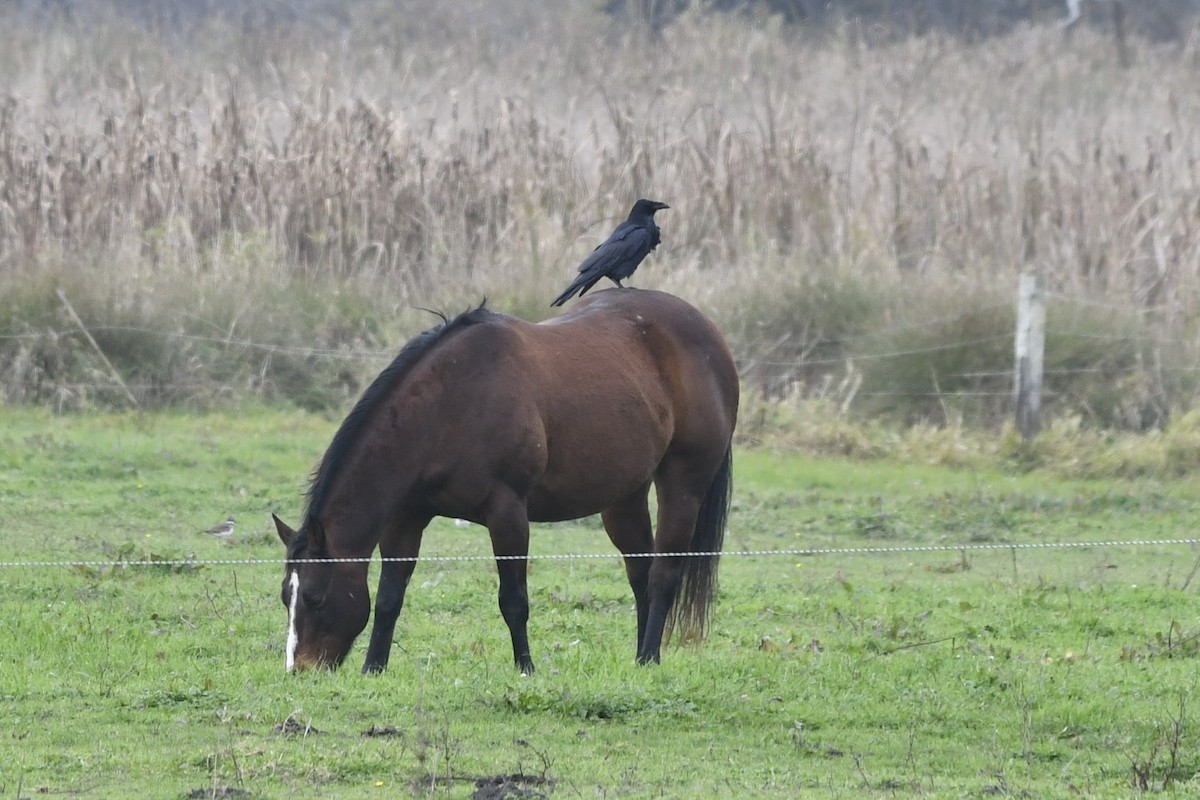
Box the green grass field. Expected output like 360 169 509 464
3 409 1200 798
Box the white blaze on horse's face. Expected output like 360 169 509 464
285 570 300 672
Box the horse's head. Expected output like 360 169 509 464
273 514 370 672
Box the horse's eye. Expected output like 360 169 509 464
302 591 325 610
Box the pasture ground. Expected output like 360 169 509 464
2 409 1200 798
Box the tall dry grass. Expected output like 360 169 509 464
4 2 1200 427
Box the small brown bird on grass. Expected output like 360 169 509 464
202 516 236 540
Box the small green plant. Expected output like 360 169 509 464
1121 621 1200 661
1126 694 1193 792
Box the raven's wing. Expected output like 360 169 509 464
573 223 653 281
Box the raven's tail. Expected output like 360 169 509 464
550 279 581 307
551 272 599 307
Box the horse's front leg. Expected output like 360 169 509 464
362 515 430 674
485 493 534 674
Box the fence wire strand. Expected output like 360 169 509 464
3 537 1197 570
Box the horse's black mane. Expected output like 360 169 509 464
302 305 492 522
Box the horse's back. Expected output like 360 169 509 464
540 289 736 375
548 289 739 441
412 290 737 521
535 288 737 426
533 290 737 497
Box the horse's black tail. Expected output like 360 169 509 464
666 443 733 645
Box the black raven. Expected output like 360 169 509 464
550 199 670 307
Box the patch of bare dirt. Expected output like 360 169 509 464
272 712 319 736
362 724 404 738
471 773 553 799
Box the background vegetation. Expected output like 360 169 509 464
7 8 1200 796
4 1 1200 432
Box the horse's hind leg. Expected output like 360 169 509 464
484 491 535 675
639 463 708 665
601 485 654 653
362 513 431 674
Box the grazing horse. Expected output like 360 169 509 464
273 289 738 674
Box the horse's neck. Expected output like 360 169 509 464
320 428 427 556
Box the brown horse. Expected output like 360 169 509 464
273 289 738 674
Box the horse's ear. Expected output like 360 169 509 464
273 514 296 546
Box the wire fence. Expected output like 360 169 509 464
3 537 1198 571
8 293 1199 385
4 289 1200 579
0 325 396 361
4 294 1200 574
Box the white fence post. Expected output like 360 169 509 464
1014 272 1045 440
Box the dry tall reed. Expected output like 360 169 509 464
3 3 1200 426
